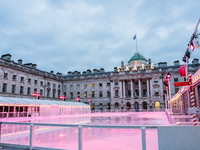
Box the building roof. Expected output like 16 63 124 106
128 53 147 63
0 97 89 106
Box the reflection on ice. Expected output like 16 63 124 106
0 112 169 150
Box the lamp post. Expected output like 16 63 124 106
60 95 66 105
166 73 172 112
88 99 92 112
32 92 41 116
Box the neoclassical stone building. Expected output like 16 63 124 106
1 53 200 110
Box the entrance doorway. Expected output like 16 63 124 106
134 102 139 109
126 102 131 110
155 101 160 109
142 101 147 109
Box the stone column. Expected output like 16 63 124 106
147 79 149 98
131 80 133 99
150 79 153 98
119 81 122 98
160 78 163 96
123 80 125 98
195 87 199 108
139 79 141 98
111 81 114 99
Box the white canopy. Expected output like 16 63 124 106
0 97 88 106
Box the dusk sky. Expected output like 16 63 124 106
0 0 200 74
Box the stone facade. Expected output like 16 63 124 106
0 53 200 111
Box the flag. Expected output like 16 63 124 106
133 34 136 40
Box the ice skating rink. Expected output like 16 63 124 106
1 112 169 150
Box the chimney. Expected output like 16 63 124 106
100 68 105 72
18 59 23 64
93 69 97 73
1 54 11 61
148 59 151 65
50 71 54 74
174 60 179 66
68 71 72 75
32 64 37 69
121 61 124 67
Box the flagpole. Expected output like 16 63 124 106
136 35 138 53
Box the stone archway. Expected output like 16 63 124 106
126 102 131 110
142 101 147 109
134 102 139 109
155 101 160 109
91 103 95 110
115 102 119 109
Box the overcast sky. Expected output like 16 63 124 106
0 0 200 74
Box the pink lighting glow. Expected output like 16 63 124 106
32 92 41 97
59 95 66 100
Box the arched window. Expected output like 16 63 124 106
115 102 119 108
142 101 147 109
134 102 139 109
126 102 131 109
155 101 160 109
91 103 95 110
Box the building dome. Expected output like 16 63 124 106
128 53 147 64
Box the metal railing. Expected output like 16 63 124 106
0 121 157 150
0 112 29 118
92 109 165 113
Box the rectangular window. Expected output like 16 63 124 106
99 83 102 87
115 90 118 97
63 85 67 90
12 85 16 94
84 91 87 98
84 84 87 88
20 86 24 95
64 92 66 97
28 78 31 83
53 90 55 98
40 81 43 86
3 73 8 79
115 82 118 86
53 84 56 88
135 82 138 85
58 84 60 89
143 82 146 85
70 85 73 90
77 92 80 98
135 90 139 96
92 91 95 97
34 88 37 93
99 91 102 97
21 77 24 82
27 87 31 95
58 90 60 98
12 75 16 80
92 83 95 87
35 80 38 85
143 89 147 96
128 90 131 96
40 89 43 95
174 78 178 82
107 91 110 97
175 88 179 93
2 83 7 93
47 89 50 97
77 84 80 90
107 83 110 86
70 92 73 98
47 82 50 87
154 81 158 83
155 92 159 95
